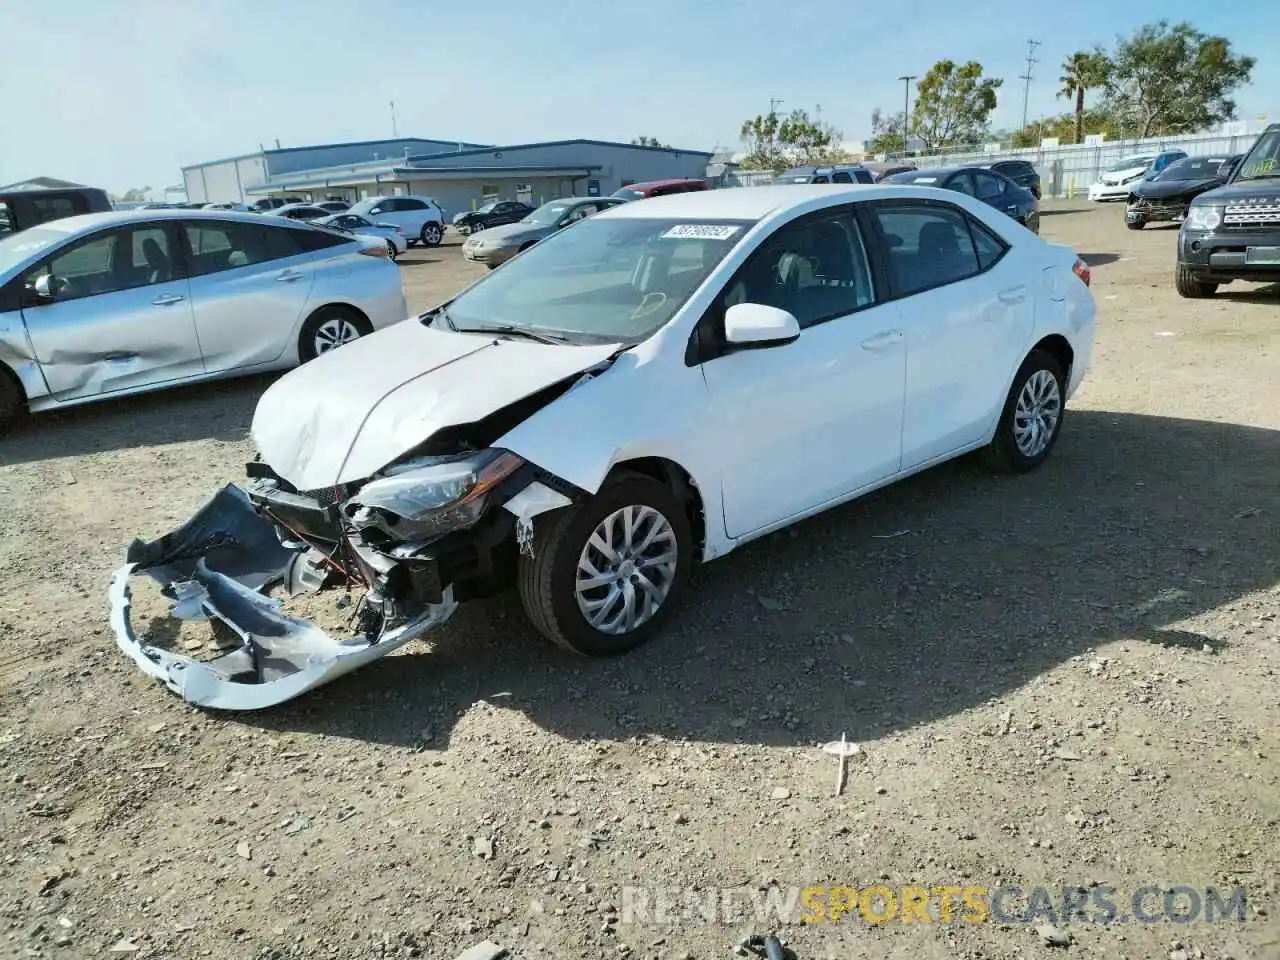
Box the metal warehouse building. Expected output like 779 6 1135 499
182 137 713 216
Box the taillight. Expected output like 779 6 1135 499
1072 257 1091 287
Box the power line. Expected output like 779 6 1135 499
769 97 784 117
1019 39 1041 132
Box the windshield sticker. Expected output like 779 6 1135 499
661 224 742 240
1208 158 1226 164
913 176 938 184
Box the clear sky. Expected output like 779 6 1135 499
2 0 1276 194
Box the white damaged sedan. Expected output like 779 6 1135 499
110 184 1097 709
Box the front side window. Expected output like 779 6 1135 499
722 211 876 330
873 203 982 296
832 171 853 184
25 225 176 301
443 217 752 343
948 173 977 197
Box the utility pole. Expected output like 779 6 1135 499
897 75 916 151
1019 39 1041 132
390 101 398 138
769 97 784 118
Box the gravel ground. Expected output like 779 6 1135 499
0 202 1277 960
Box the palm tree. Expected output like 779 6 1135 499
1058 52 1110 144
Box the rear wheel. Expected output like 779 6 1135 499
297 306 372 362
1175 262 1218 298
981 349 1066 474
518 474 692 657
1126 217 1146 230
420 222 443 247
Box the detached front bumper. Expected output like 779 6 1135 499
108 485 457 711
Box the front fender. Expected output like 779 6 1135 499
496 349 721 511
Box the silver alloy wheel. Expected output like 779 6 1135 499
574 505 679 635
313 316 362 355
1013 369 1062 457
422 223 442 244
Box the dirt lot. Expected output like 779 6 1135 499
1 202 1278 960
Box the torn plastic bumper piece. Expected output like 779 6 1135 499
108 484 457 711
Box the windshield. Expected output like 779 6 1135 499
474 201 498 214
1108 156 1153 172
1156 157 1229 181
442 217 753 343
888 171 946 184
1235 131 1280 181
0 226 65 275
523 201 575 224
611 188 646 201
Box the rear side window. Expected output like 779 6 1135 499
969 220 1007 270
0 201 12 237
398 198 426 210
832 171 853 184
275 226 350 254
871 203 982 296
183 221 279 276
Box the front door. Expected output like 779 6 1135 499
21 222 203 399
699 207 906 538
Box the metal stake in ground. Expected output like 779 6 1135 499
822 735 862 796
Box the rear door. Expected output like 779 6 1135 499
180 219 324 372
21 222 203 398
866 199 1032 468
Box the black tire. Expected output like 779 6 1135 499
518 473 693 657
1126 218 1146 230
1175 262 1218 299
0 367 25 434
297 306 372 362
420 221 443 247
981 349 1067 474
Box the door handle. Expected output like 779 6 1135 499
998 286 1027 305
151 294 184 305
860 329 903 351
277 270 303 282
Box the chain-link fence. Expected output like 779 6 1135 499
713 130 1264 197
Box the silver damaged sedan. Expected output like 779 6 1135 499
0 209 408 429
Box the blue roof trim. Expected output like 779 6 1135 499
406 138 713 163
263 136 491 157
393 163 603 175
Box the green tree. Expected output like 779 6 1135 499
909 60 1002 151
631 136 669 148
120 186 151 202
1101 21 1255 137
739 107 846 169
866 108 906 156
1058 51 1111 144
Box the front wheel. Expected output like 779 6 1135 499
981 350 1066 474
518 474 692 656
1175 262 1218 299
1126 217 1146 230
0 369 25 434
297 307 372 362
420 222 443 247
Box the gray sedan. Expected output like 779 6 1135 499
0 209 408 430
461 197 625 268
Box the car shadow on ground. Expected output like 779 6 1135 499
1080 252 1122 267
241 410 1280 751
0 374 269 466
1219 283 1280 303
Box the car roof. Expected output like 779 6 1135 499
621 179 706 190
21 208 315 235
597 183 925 221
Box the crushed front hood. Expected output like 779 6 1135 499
251 320 620 490
1131 178 1220 200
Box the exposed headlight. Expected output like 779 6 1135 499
351 449 525 533
1185 204 1224 232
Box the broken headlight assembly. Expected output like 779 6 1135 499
348 448 526 537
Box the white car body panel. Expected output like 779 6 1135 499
1088 157 1156 201
249 319 621 490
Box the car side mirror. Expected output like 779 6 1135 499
32 274 57 300
724 302 800 348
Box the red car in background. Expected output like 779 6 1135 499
611 178 709 201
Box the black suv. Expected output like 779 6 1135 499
980 159 1041 199
0 186 111 236
1176 124 1280 298
772 164 874 185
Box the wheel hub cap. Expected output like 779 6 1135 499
574 505 678 635
1013 369 1062 457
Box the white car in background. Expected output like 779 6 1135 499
313 213 407 258
109 184 1096 710
347 195 446 247
1088 151 1188 201
0 210 407 430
